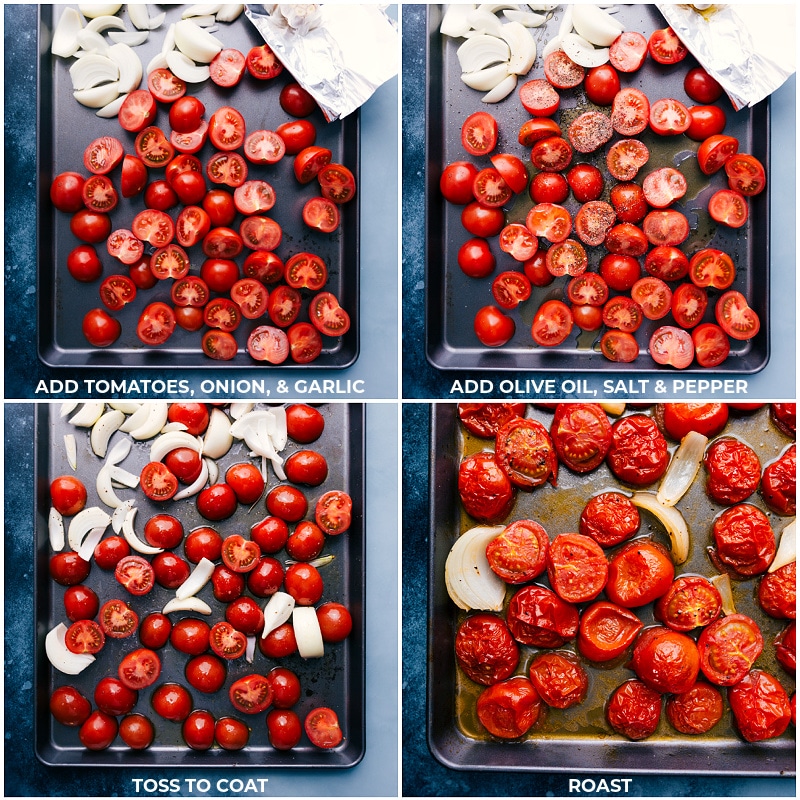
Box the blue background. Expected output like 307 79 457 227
4 4 398 400
4 402 398 796
401 4 796 401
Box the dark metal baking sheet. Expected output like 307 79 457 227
428 403 795 774
38 5 360 368
35 402 365 767
425 4 769 372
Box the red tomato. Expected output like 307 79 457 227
642 167 687 208
529 172 569 204
286 521 325 561
206 151 248 188
567 111 613 154
698 614 764 686
550 403 611 473
82 174 118 213
50 686 92 727
209 106 246 151
648 26 688 64
518 117 561 146
566 164 603 202
686 104 727 141
151 552 190 589
671 283 708 329
247 325 290 363
609 31 648 72
64 584 99 621
139 461 178 501
246 43 283 79
169 617 210 655
284 562 324 606
476 677 543 738
603 296 643 333
440 161 479 205
215 717 249 751
632 627 700 694
183 527 222 563
458 452 515 523
684 67 724 104
472 167 512 208
544 50 585 88
712 503 775 577
485 520 548 584
230 674 273 715
519 78 559 116
571 304 602 331
610 182 648 223
607 416 669 486
708 188 749 228
266 710 302 751
243 130 285 165
309 291 350 337
495 417 557 490
243 251 283 284
523 251 553 287
490 153 528 194
132 209 174 249
219 534 261 575
462 202 504 237
285 252 328 291
94 676 137 716
491 271 532 309
531 299 573 346
267 666 302 708
202 189 236 226
775 622 796 672
318 163 356 204
600 330 639 363
649 325 695 369
134 126 174 168
654 575 722 632
151 683 192 722
294 145 332 183
606 139 650 183
666 682 724 735
213 563 246 602
266 285 300 328
118 648 161 690
167 403 209 435
697 134 739 175
144 179 178 211
186 653 226 694
83 136 123 174
302 197 339 232
183 710 215 751
204 297 241 332
578 601 643 661
171 276 210 309
51 171 85 212
99 598 138 638
530 136 573 173
171 121 208 154
762 446 796 517
315 490 352 536
716 290 760 340
210 48 246 87
229 278 269 319
120 155 147 198
276 119 316 155
71 209 112 244
574 201 616 246
65 619 105 655
729 670 792 742
279 81 316 117
660 402 729 440
689 248 735 291
246 556 284 597
506 584 579 647
528 651 588 709
630 277 672 321
567 273 609 307
197 483 238 521
259 623 297 658
611 88 650 136
645 245 689 281
79 711 118 750
604 539 675 606
304 707 344 748
579 492 640 548
606 680 661 740
725 154 767 196
210 621 247 660
526 203 572 243
99 273 137 310
148 68 185 101
115 555 155 596
284 450 328 487
457 404 526 439
239 216 282 252
546 240 587 278
225 462 265 504
584 64 620 105
704 436 761 504
67 244 103 283
50 475 87 516
547 533 608 603
692 322 730 368
499 224 537 262
171 170 207 204
598 254 639 292
139 613 172 650
649 98 690 135
169 95 204 134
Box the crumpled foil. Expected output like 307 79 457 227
244 4 398 121
656 4 796 110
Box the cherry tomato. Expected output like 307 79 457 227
210 620 247 659
566 163 604 202
207 151 248 188
226 596 265 635
247 325 290 364
530 136 573 172
649 326 695 369
99 599 138 639
649 26 687 63
655 575 722 632
762 445 796 516
458 452 515 524
547 533 608 603
169 95 205 133
182 710 215 751
474 305 514 347
66 244 103 283
139 613 172 650
531 299 573 347
63 584 99 622
698 614 764 686
71 209 112 244
544 49 585 89
285 405 325 443
305 707 343 748
725 153 766 196
457 403 526 439
170 617 210 655
546 239 588 277
528 651 588 709
495 417 557 490
286 521 325 561
643 167 687 207
186 653 227 694
134 126 174 168
704 436 761 504
649 98 690 135
606 680 661 740
715 290 760 341
288 322 324 364
140 461 178 501
197 483 238 521
529 172 569 204
210 48 246 87
151 552 190 589
79 711 118 750
246 43 283 79
118 648 162 690
94 676 137 715
506 584 579 647
284 450 328 487
712 504 775 577
266 485 308 523
440 161 479 205
686 104 727 141
151 683 192 722
267 709 302 751
550 403 611 473
316 603 353 643
65 619 105 655
224 462 265 504
708 188 749 228
485 520 548 584
50 475 87 516
215 717 250 750
83 136 124 174
246 557 284 597
221 534 261 573
136 302 176 346
284 562 324 606
684 67 724 104
666 682 724 735
476 677 543 739
82 174 118 212
605 539 674 608
276 119 316 155
567 111 613 154
603 296 643 333
144 179 178 211
610 182 648 223
611 88 650 136
579 492 640 548
51 171 85 212
697 134 739 175
578 600 643 662
229 674 272 715
525 203 572 243
519 79 559 117
259 623 298 658
729 670 792 742
609 31 648 72
209 106 246 151
585 64 621 105
50 552 90 586
50 686 91 726
660 403 729 441
461 201 504 237
115 554 155 596
461 110 498 156
184 527 222 563
213 563 246 602
600 330 639 363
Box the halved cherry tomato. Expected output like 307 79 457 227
567 111 613 154
491 271 531 309
148 68 185 102
518 117 561 147
609 31 648 72
84 136 124 175
472 167 511 208
247 325 289 363
544 50 585 88
671 283 708 328
715 290 760 340
240 217 282 252
119 648 161 690
140 462 178 501
648 27 688 64
150 244 190 280
506 584 579 647
268 285 302 327
611 88 650 136
234 180 275 215
243 130 285 164
698 614 763 686
305 707 343 748
603 223 648 258
210 48 246 87
649 98 690 135
99 274 137 310
243 251 283 284
525 203 572 243
708 189 749 228
303 197 339 233
532 299 573 346
546 239 588 278
519 79 559 116
171 276 209 308
294 145 332 184
689 248 735 290
135 127 174 168
643 167 687 207
202 330 237 361
655 575 722 632
119 89 157 132
725 154 766 196
121 155 147 199
229 278 269 319
649 325 695 369
476 678 543 739
579 492 640 548
204 226 244 259
499 224 537 262
171 120 208 155
210 621 247 660
600 330 639 363
631 277 672 320
461 110 498 155
530 136 573 173
485 520 548 584
115 555 155 596
99 599 138 638
458 452 516 523
209 106 246 151
136 302 176 345
602 296 642 333
642 210 689 246
246 43 283 80
645 245 689 281
692 323 730 368
607 416 669 488
549 535 610 605
490 153 528 194
310 292 350 337
204 297 241 332
207 151 248 187
106 231 144 266
579 601 643 662
567 273 608 307
496 417 557 490
82 174 118 213
132 209 174 247
457 403 526 439
318 163 356 204
285 252 328 290
697 134 739 175
550 403 612 473
288 322 323 364
574 201 616 247
65 619 105 655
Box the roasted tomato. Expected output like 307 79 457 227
712 504 775 577
476 677 543 739
578 601 643 662
457 403 527 438
758 562 796 620
546 533 608 604
697 614 764 686
665 682 724 734
606 415 669 486
728 670 792 742
775 622 796 674
485 519 549 584
605 539 674 608
579 492 640 548
549 403 612 474
528 651 588 709
494 417 558 490
659 403 729 441
458 453 516 523
704 437 761 505
771 404 796 438
606 679 661 741
631 626 700 694
506 585 579 648
762 445 796 516
454 613 519 686
654 576 722 632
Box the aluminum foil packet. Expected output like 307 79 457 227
244 4 398 121
656 3 796 111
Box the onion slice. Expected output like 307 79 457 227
77 526 105 561
630 492 690 564
444 525 506 610
769 519 796 573
122 506 163 555
49 508 65 551
52 7 84 58
90 408 125 458
150 431 202 463
69 402 106 428
261 591 295 638
67 506 111 550
710 573 736 615
64 434 78 470
656 430 708 507
440 4 476 38
175 557 215 600
46 623 95 675
162 596 212 615
202 408 233 458
173 459 209 500
293 606 324 658
111 500 133 533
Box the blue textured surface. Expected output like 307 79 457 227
401 402 796 797
4 402 398 796
401 4 796 401
4 4 398 400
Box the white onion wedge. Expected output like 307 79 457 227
571 3 624 47
457 34 510 73
557 5 573 38
46 624 95 675
61 401 79 418
769 520 796 573
657 431 708 507
173 19 223 63
64 434 78 470
128 402 169 440
77 526 105 561
440 4 476 38
467 9 504 37
293 606 324 658
499 20 536 74
206 457 219 486
174 459 209 501
176 557 215 600
161 422 189 433
52 7 84 58
109 30 150 46
203 408 233 458
111 500 133 533
541 36 563 59
96 93 128 118
68 506 111 551
107 42 143 93
150 431 203 463
84 14 125 33
261 591 295 637
49 508 65 551
96 465 126 508
148 11 167 30
230 402 254 419
74 30 111 57
503 9 547 26
90 409 125 458
183 4 223 18
444 525 506 610
74 81 122 107
462 62 511 91
561 32 609 67
108 401 141 414
215 4 244 23
126 3 151 31
79 6 122 21
69 402 106 428
271 406 288 451
710 573 736 615
482 72 516 102
104 436 131 466
108 465 139 488
146 51 169 74
162 596 212 615
122 506 163 555
119 403 150 433
630 492 690 564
